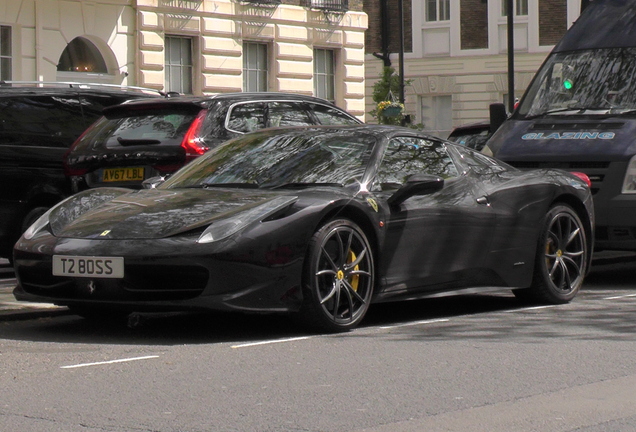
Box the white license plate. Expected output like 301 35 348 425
52 255 124 278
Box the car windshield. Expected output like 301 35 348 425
162 128 376 189
519 47 636 118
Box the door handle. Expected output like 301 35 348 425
476 196 490 206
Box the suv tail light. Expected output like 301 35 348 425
63 125 94 177
181 110 209 162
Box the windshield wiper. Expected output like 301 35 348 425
117 137 162 146
526 106 610 119
270 182 344 190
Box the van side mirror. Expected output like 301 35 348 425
388 174 444 208
489 103 507 134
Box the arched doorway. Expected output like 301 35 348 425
56 36 117 83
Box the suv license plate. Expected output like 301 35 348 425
102 167 144 182
52 256 124 278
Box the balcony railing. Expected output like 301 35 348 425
241 0 281 5
308 0 348 12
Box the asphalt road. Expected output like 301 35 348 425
1 257 635 432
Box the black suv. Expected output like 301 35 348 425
64 92 361 191
0 82 161 260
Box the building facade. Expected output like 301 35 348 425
0 0 367 119
364 0 584 137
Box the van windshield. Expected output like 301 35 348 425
518 48 636 118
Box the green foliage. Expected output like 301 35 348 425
372 66 402 104
370 66 408 126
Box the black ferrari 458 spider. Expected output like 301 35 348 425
13 125 594 332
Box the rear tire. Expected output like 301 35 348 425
299 219 374 333
519 204 588 304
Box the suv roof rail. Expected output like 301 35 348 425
0 80 169 97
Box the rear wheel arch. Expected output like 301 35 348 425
550 194 594 260
516 201 589 304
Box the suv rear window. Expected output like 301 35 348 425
75 111 198 151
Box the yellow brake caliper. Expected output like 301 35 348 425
347 250 360 291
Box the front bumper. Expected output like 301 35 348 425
13 233 304 313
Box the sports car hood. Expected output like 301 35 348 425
50 188 297 240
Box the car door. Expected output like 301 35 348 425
374 136 498 296
451 145 542 287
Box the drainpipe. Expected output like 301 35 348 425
398 0 405 104
507 0 514 113
372 0 392 66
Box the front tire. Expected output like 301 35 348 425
299 219 375 332
519 204 588 304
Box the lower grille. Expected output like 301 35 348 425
18 264 209 301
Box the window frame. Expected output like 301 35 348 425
243 42 269 92
164 35 193 94
0 25 12 81
425 0 450 22
501 0 529 17
313 48 336 103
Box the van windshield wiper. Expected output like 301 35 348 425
525 106 609 119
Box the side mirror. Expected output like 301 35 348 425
489 103 507 134
388 174 444 208
142 176 166 189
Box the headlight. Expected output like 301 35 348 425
622 156 636 194
197 196 298 244
22 207 55 240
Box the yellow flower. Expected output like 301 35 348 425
378 101 404 113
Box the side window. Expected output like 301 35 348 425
267 102 313 127
226 102 266 133
374 137 458 191
0 95 85 148
308 103 359 125
453 145 507 175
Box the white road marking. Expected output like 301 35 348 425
506 305 557 312
604 293 636 300
61 355 159 369
0 301 60 308
378 318 450 330
231 336 311 349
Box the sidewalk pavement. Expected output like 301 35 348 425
0 258 69 321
